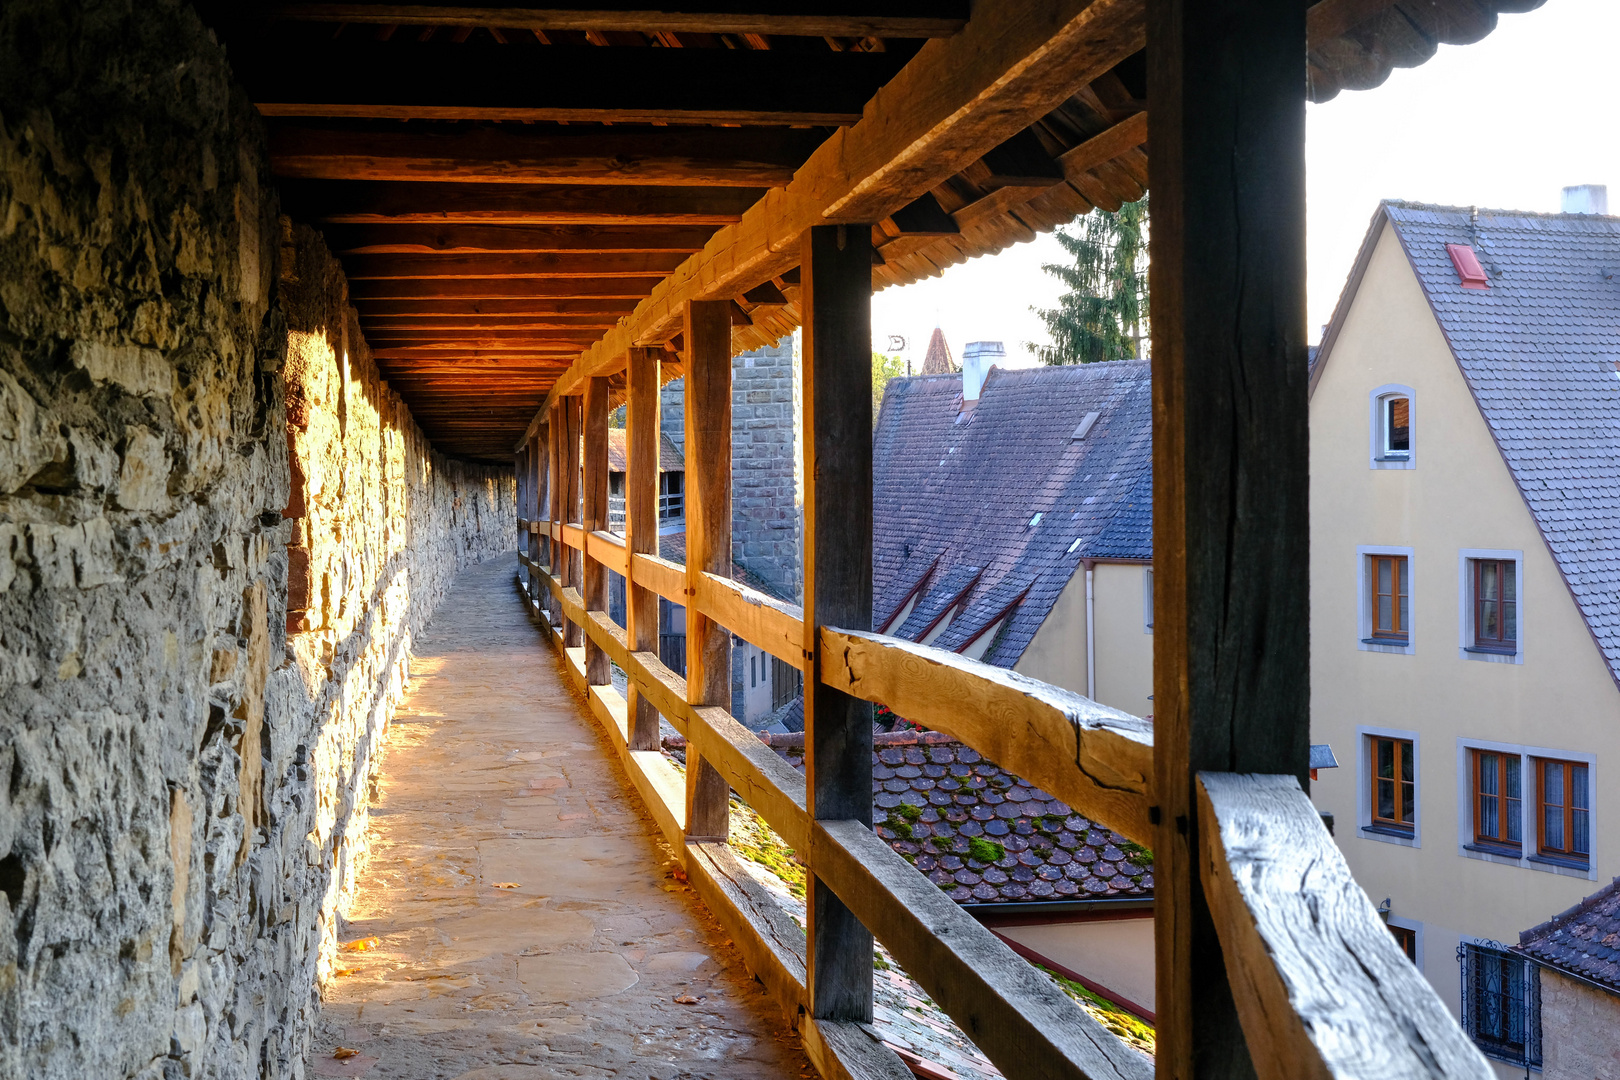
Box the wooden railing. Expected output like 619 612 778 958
506 236 1491 1080
514 530 1491 1080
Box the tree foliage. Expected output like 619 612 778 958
872 352 907 425
1028 196 1148 365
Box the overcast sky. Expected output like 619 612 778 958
870 0 1618 369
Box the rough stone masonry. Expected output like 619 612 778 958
0 4 514 1077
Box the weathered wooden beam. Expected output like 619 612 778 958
231 37 910 125
813 819 1154 1080
324 223 718 254
341 251 690 279
694 572 802 669
683 299 732 843
625 346 663 751
349 277 664 300
269 124 824 186
561 395 583 648
518 0 1143 448
547 402 563 628
819 627 1153 846
801 223 874 1025
280 180 761 224
583 376 611 683
1196 773 1493 1080
1147 1 1310 1076
357 299 640 319
244 4 971 37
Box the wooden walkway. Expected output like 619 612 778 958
309 553 810 1080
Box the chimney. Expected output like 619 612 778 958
1562 185 1609 215
961 341 1003 403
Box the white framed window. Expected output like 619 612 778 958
1357 725 1421 848
1142 568 1154 634
1454 737 1596 881
1356 545 1415 655
1457 549 1523 664
1369 384 1415 469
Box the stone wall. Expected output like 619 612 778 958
1539 968 1620 1079
0 5 514 1077
660 338 802 600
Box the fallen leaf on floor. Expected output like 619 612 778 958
333 968 357 977
492 882 522 889
673 995 699 1005
341 937 380 952
333 1048 360 1060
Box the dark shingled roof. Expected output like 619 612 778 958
872 362 1152 668
607 428 683 473
756 732 1154 906
1518 876 1620 994
1323 202 1620 684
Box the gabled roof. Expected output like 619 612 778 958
1316 201 1620 686
606 428 683 473
873 361 1152 668
1518 876 1620 995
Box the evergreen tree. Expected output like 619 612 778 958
1028 195 1148 365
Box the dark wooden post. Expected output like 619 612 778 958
562 393 584 649
684 299 733 841
530 431 545 596
583 375 611 684
800 223 875 1023
626 345 663 750
548 405 562 624
1148 2 1309 1077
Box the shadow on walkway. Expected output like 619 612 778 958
309 553 812 1079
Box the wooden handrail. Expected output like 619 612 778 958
1196 773 1493 1080
560 522 586 552
820 627 1154 846
813 819 1152 1080
587 529 628 577
630 551 686 605
694 571 804 666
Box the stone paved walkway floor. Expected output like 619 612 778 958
309 553 811 1079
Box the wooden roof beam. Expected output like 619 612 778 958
268 124 826 187
278 181 761 224
340 252 690 278
230 37 912 125
320 224 718 253
241 4 971 37
518 0 1144 449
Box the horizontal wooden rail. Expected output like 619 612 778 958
694 571 804 667
561 522 586 552
820 627 1154 846
630 551 686 605
1197 773 1493 1080
814 818 1152 1080
587 529 628 577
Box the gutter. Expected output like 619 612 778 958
960 897 1153 919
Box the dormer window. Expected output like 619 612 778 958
1369 385 1416 470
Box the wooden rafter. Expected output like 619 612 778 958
279 181 761 224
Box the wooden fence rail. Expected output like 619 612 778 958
515 534 1491 1080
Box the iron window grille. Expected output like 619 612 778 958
1458 940 1541 1070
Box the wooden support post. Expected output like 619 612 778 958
625 345 663 751
1147 2 1309 1077
529 432 545 593
562 393 584 648
583 375 611 685
548 406 563 620
683 299 733 841
800 223 876 1023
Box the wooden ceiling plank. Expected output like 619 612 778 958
321 223 718 253
248 5 971 38
231 38 910 125
517 0 1144 451
355 298 641 316
341 251 690 279
349 277 666 300
268 124 823 186
279 180 761 223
